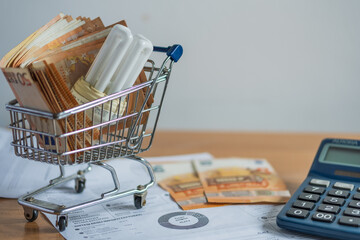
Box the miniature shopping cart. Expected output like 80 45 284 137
5 44 183 232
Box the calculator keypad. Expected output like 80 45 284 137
286 178 360 228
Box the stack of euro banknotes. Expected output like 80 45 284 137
152 158 291 210
1 13 127 86
0 13 151 155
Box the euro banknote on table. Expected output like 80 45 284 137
152 161 225 210
193 158 291 204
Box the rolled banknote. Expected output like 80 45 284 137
193 158 291 204
152 161 225 210
71 76 127 125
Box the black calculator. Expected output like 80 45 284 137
277 138 360 240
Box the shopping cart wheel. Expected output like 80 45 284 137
75 177 86 193
58 216 67 232
134 187 147 209
134 195 146 209
24 208 38 222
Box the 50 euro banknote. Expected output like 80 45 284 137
193 158 291 204
152 161 225 210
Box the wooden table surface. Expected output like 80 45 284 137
1 131 359 239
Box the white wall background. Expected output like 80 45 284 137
0 0 359 133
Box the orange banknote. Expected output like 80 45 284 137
152 161 225 210
193 158 291 204
19 17 105 68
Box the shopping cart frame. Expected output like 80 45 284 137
5 44 183 232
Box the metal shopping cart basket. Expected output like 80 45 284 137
5 44 183 232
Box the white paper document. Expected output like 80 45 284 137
0 128 60 198
36 156 321 240
43 185 319 240
0 128 87 198
0 127 320 239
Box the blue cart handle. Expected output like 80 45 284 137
153 44 183 62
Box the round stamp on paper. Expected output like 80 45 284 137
158 212 209 230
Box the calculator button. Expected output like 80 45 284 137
310 179 330 187
327 189 350 198
353 193 360 200
303 186 326 195
338 216 360 227
298 193 320 202
286 208 309 219
344 208 360 217
292 200 315 210
317 204 340 214
334 182 354 191
323 197 345 206
348 200 360 209
312 212 335 222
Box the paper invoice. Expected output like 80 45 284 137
0 127 320 240
44 184 322 240
35 155 322 240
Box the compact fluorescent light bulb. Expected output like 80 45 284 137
86 24 133 91
106 34 153 95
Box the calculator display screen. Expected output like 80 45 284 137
323 146 360 167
